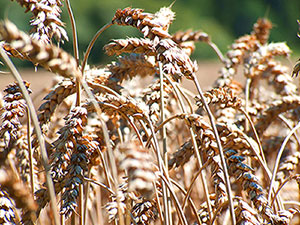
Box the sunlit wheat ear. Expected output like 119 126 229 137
195 86 243 110
156 39 198 80
0 81 31 165
37 79 76 133
15 128 39 189
214 22 261 88
104 37 197 81
0 167 37 224
172 29 210 43
2 42 34 61
107 54 157 81
226 35 258 67
234 198 261 225
266 60 297 96
104 38 156 56
168 115 217 167
292 19 300 77
292 58 300 77
255 95 300 136
197 195 216 224
50 107 88 184
278 209 300 225
112 6 174 40
0 189 17 224
0 81 31 139
118 140 156 199
211 156 228 209
0 20 79 78
12 0 68 43
276 151 300 183
105 182 138 222
131 200 158 225
252 18 272 45
142 78 173 124
171 29 210 55
84 94 149 122
244 42 291 82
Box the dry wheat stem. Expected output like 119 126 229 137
170 178 202 225
159 62 172 225
163 71 213 222
236 129 272 180
278 115 300 147
84 170 93 224
81 23 113 74
87 81 121 98
0 47 59 225
192 74 236 225
79 81 126 225
208 41 226 63
181 158 212 210
268 121 300 205
65 0 79 64
79 184 84 225
271 175 300 208
176 91 214 223
0 46 60 225
65 0 81 107
189 124 214 222
83 176 114 194
122 113 144 145
174 82 194 113
159 77 212 223
0 20 80 79
153 181 164 225
159 174 189 225
239 108 266 164
156 69 213 222
145 114 184 148
244 78 251 132
26 108 35 195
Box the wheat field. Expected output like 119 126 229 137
0 1 299 225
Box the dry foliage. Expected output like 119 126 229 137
0 2 300 225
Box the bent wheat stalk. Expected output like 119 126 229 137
0 47 60 225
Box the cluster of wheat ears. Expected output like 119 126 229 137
0 1 300 225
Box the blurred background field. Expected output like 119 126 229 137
1 0 300 68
